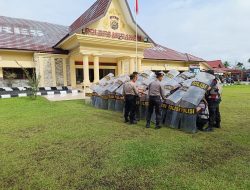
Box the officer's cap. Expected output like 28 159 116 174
156 71 165 78
206 70 215 75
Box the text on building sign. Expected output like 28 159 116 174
83 28 142 41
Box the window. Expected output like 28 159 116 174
76 69 94 84
99 69 115 79
3 68 34 80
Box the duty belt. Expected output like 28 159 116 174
136 100 140 105
141 101 149 106
115 95 124 100
85 93 93 97
101 95 109 100
108 94 116 99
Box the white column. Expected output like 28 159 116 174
63 58 67 86
39 56 45 87
129 57 135 74
137 58 142 72
117 60 122 76
70 57 76 88
94 56 100 83
51 57 56 86
121 60 125 75
83 55 90 85
0 56 2 79
0 67 3 79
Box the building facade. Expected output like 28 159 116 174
0 0 210 88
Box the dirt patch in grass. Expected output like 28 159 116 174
178 139 249 172
12 124 47 139
76 168 155 190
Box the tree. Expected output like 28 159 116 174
223 61 230 68
236 62 244 69
248 58 250 63
4 71 17 87
16 61 41 99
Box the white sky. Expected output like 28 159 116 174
0 0 249 68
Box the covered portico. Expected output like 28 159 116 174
57 34 152 87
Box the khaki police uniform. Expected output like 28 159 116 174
123 81 139 123
146 80 165 127
206 78 221 129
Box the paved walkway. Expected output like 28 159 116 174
44 92 90 102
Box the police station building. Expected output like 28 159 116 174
0 0 210 88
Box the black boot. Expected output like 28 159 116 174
124 118 129 123
203 126 214 132
146 122 151 128
155 126 162 130
130 121 137 125
215 123 221 128
155 123 162 130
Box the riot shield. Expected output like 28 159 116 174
177 72 215 133
174 71 195 84
161 79 180 97
98 73 114 86
115 94 124 113
107 76 128 111
114 84 125 112
162 70 180 83
137 70 156 86
167 78 195 104
178 100 198 133
164 101 182 129
181 72 215 106
91 92 97 107
140 99 149 120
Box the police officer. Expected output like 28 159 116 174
205 70 222 132
133 72 139 80
196 98 209 131
123 74 139 124
146 71 165 129
133 72 140 121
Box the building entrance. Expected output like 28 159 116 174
76 68 115 84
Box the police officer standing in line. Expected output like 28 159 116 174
205 70 222 132
133 72 139 80
133 72 140 121
123 74 140 125
146 71 166 129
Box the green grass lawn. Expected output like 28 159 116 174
0 86 249 190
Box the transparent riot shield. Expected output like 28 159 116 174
162 70 180 83
91 92 97 107
107 77 127 111
164 100 182 129
167 78 195 104
181 72 215 106
174 71 195 84
140 98 149 120
98 73 114 86
178 100 198 133
115 85 125 113
177 72 215 133
137 70 156 86
161 79 180 97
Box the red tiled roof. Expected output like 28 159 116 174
0 16 69 53
214 68 227 73
186 53 205 62
144 44 205 62
206 60 225 68
144 45 188 61
70 0 111 34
